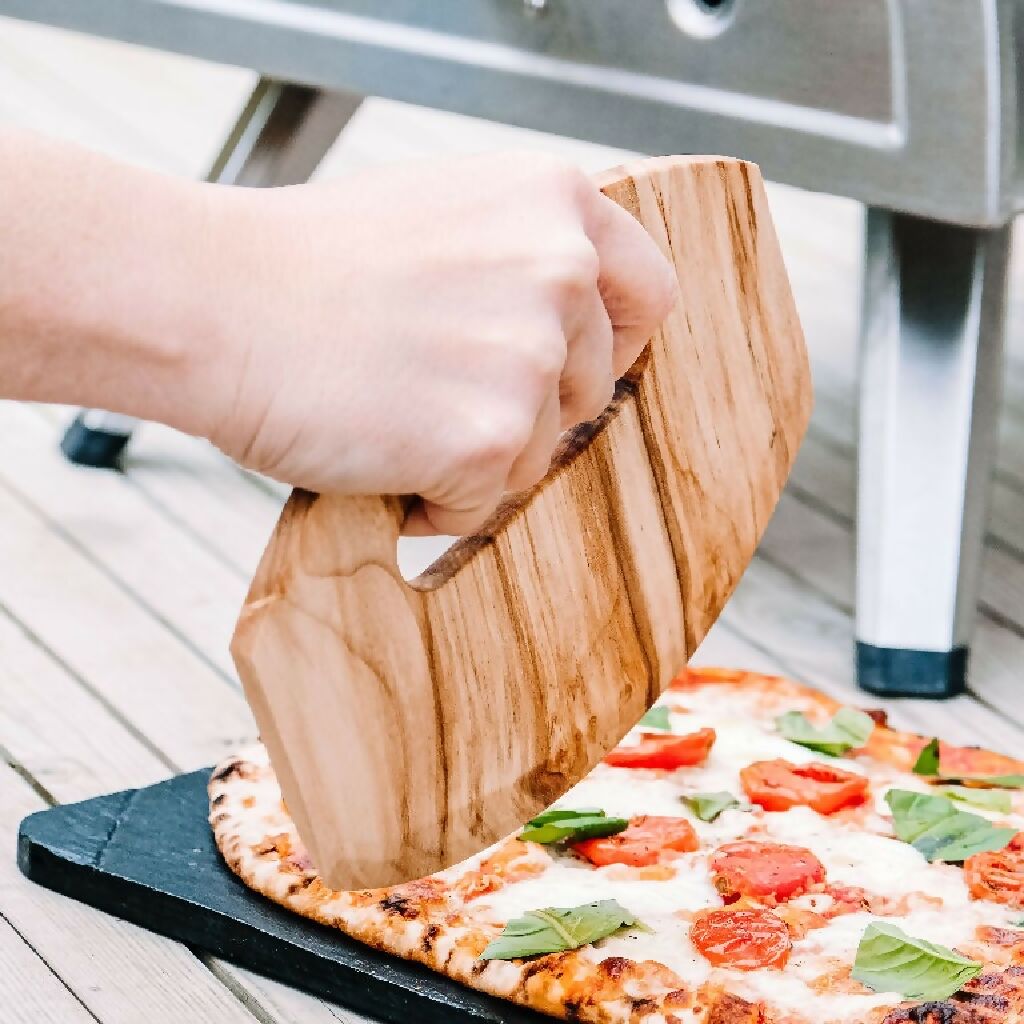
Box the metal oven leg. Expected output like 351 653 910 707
855 208 1010 697
61 78 364 467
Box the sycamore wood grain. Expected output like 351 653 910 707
231 155 813 889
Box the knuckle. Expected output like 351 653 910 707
538 239 599 300
460 408 532 468
546 158 590 198
524 333 566 386
519 151 575 180
506 152 584 200
506 154 597 220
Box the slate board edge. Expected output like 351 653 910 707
17 771 548 1024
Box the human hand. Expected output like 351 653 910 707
200 152 676 534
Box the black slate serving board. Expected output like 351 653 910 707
17 769 548 1024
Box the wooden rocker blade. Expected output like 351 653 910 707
231 155 812 889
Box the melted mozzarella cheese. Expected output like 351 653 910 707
732 912 903 1019
470 685 1024 1024
672 709 864 778
757 808 964 902
478 851 717 986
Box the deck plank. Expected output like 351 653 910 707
0 402 246 681
117 425 285 577
0 589 362 1023
32 404 284 578
0 913 98 1024
0 462 255 771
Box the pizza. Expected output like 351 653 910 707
210 668 1024 1023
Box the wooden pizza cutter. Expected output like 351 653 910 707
231 155 812 890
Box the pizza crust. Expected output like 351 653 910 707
210 669 1024 1024
210 743 723 1023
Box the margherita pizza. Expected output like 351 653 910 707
210 668 1024 1023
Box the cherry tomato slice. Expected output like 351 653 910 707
711 841 825 903
690 908 792 970
572 815 698 867
603 728 716 770
965 833 1024 909
740 758 868 814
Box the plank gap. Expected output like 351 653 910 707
0 910 103 1023
201 957 284 1024
0 741 58 807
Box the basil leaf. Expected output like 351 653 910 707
852 922 982 1000
520 815 627 844
638 706 671 731
519 808 628 845
776 706 875 756
480 900 638 961
939 785 1012 814
526 807 604 827
912 737 941 775
885 789 1015 862
682 791 752 822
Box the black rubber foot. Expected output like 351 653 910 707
60 416 131 469
856 642 967 699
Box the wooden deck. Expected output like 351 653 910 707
2 13 1024 1024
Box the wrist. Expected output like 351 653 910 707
85 170 264 447
172 183 294 455
98 173 237 441
135 179 245 442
